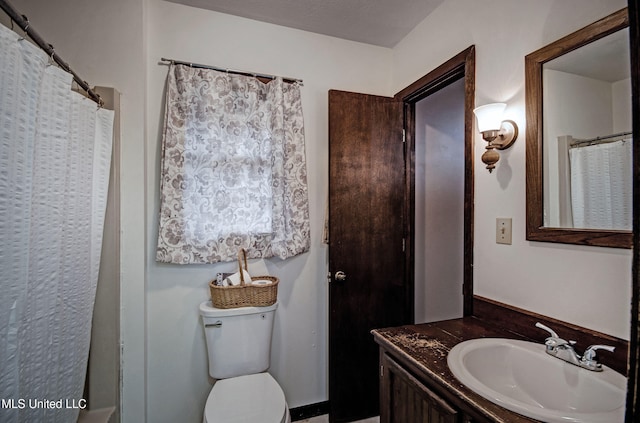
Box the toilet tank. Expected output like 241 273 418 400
199 301 277 379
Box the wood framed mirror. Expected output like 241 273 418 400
525 8 632 248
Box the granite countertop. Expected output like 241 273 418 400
372 317 539 423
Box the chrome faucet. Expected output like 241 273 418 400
535 322 614 372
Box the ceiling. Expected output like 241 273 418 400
165 0 445 47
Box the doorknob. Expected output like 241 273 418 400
334 271 347 281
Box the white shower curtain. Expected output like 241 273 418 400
569 139 632 230
0 24 114 423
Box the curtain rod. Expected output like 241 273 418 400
571 131 633 147
160 57 303 85
0 0 103 106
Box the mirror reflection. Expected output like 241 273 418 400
543 28 632 230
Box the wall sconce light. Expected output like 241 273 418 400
473 103 518 173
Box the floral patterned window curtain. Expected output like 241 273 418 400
156 64 310 264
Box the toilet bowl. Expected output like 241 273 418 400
203 373 290 423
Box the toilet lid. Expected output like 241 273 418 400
205 373 286 423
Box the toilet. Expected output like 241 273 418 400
200 301 291 423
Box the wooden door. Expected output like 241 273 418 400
328 90 408 422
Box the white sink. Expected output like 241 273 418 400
447 338 626 423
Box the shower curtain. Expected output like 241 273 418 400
569 139 632 230
0 24 114 423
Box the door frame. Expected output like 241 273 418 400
395 46 476 318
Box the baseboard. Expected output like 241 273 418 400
290 401 329 421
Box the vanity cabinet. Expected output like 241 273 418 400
380 351 471 423
373 298 628 423
373 316 539 423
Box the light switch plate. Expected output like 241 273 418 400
496 218 512 245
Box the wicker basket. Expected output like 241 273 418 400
209 249 279 309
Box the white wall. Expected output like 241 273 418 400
393 0 631 340
414 79 465 324
145 1 392 422
613 77 633 132
544 69 614 140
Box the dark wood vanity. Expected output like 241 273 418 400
372 297 628 423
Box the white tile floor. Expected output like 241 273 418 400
298 416 379 423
